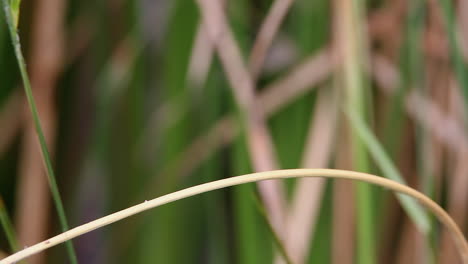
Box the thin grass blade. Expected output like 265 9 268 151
1 1 77 263
347 109 431 233
0 197 19 253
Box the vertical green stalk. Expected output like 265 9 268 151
193 63 230 264
138 0 200 263
405 2 435 261
1 1 78 263
407 0 432 195
347 110 431 233
252 193 293 264
341 0 374 263
0 197 19 253
232 136 272 264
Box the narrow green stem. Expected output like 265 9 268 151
347 109 431 233
1 1 78 263
253 192 294 264
0 197 19 253
407 2 435 261
340 0 375 262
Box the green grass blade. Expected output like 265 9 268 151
347 109 431 234
137 0 200 263
1 1 78 263
193 62 230 263
285 1 333 262
252 193 293 264
232 137 272 264
0 197 19 253
339 0 375 262
7 0 18 28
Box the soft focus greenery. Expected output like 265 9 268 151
0 0 467 263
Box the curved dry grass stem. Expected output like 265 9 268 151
1 169 467 264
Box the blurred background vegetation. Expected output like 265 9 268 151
0 0 467 263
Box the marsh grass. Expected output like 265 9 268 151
1 0 468 263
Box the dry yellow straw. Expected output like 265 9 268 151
1 169 467 263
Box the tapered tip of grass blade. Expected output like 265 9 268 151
4 0 19 28
346 109 431 234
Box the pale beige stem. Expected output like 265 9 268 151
372 54 468 153
278 87 339 264
249 0 295 79
144 49 333 198
259 49 334 114
2 169 467 264
195 0 286 234
187 23 215 89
